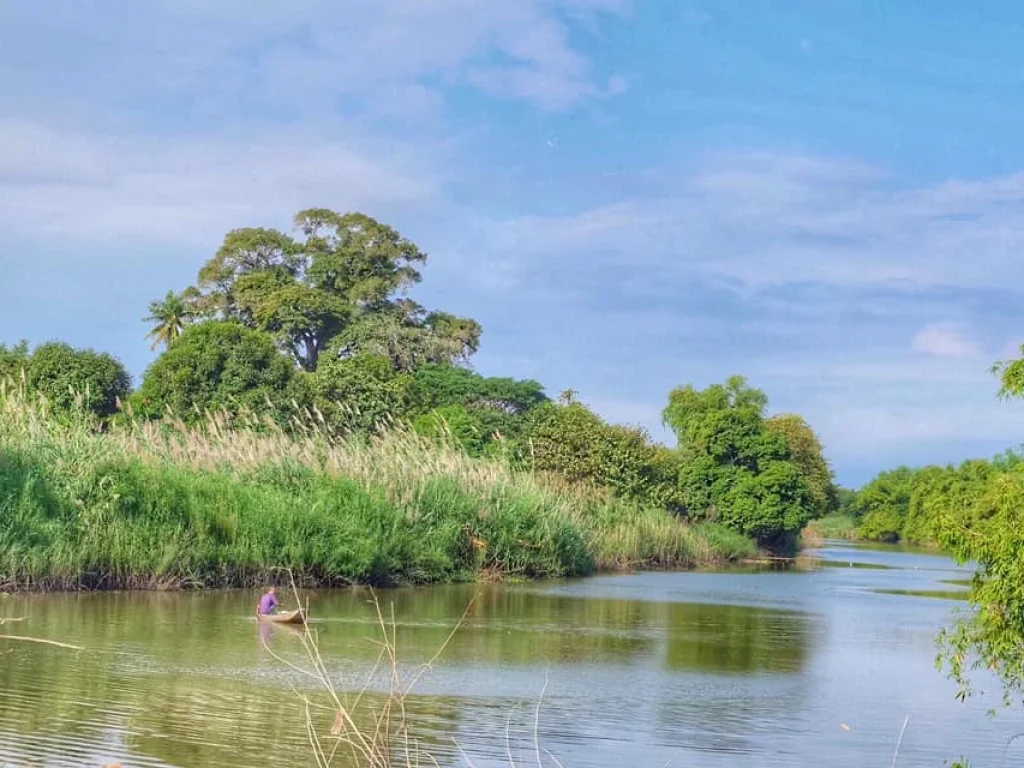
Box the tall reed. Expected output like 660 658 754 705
0 383 753 590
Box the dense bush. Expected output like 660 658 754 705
0 340 130 419
664 376 815 546
523 401 684 510
311 351 412 435
131 321 310 422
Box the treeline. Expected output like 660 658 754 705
1 209 837 550
815 452 1024 548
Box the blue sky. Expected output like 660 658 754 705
3 0 1024 485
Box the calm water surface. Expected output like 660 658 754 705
2 543 1022 767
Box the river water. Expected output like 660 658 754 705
1 543 1022 767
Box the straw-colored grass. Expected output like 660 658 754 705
0 382 754 591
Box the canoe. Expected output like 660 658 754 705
258 609 306 625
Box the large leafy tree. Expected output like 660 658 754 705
174 210 479 372
407 364 546 414
25 342 131 418
663 376 813 545
331 303 481 373
766 414 838 519
407 364 548 455
132 321 310 422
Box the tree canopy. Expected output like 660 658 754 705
663 376 815 545
132 321 309 422
174 210 479 372
0 341 130 419
766 414 837 519
311 351 411 435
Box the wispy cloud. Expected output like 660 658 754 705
0 119 440 245
488 151 1024 293
911 323 981 359
0 0 627 123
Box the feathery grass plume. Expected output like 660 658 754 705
0 381 754 591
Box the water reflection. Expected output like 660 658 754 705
1 544 1019 768
663 601 812 674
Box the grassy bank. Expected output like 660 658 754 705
0 388 755 591
799 513 861 547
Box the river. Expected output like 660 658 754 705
2 542 1022 767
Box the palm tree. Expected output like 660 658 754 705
144 291 189 350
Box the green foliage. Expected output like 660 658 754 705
406 364 547 453
663 376 813 545
24 341 131 419
0 341 30 381
524 402 684 510
174 210 479 372
312 352 412 435
407 364 547 416
0 388 752 589
933 462 1024 706
132 321 309 422
766 413 838 518
856 467 915 542
835 486 859 518
914 344 1024 708
144 290 195 351
334 306 482 373
412 405 487 456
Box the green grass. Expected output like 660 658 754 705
0 385 755 590
800 513 861 546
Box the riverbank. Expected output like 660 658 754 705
800 513 861 546
800 513 943 552
0 391 756 592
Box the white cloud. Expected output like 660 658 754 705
911 324 981 359
0 119 440 246
487 151 1024 292
0 0 627 121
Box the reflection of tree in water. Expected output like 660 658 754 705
663 601 813 674
0 586 816 768
296 585 658 667
0 633 467 768
645 602 814 760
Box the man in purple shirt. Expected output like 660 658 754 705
257 586 278 616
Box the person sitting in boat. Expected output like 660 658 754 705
257 586 279 617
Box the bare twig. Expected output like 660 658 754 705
0 635 84 650
891 715 910 768
534 673 549 768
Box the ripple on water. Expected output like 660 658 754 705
0 550 1019 768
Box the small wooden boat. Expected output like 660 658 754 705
258 609 306 625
